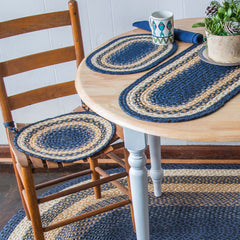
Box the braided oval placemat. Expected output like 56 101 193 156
86 34 177 75
119 44 240 122
14 112 115 162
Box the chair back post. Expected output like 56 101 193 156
0 75 13 124
68 0 85 67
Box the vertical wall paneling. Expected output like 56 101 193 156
78 0 94 54
183 0 209 18
157 0 184 20
110 0 159 36
85 0 115 49
0 0 45 21
0 0 239 146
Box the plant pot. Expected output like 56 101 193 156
206 33 240 63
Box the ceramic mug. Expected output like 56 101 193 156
149 10 174 45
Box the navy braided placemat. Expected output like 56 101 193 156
86 34 177 75
14 112 115 162
119 44 240 122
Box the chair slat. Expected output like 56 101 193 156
0 46 76 77
29 156 45 168
8 81 76 110
0 11 71 39
16 123 28 128
61 161 82 167
46 160 59 169
73 106 85 113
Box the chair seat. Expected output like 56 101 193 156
14 112 115 163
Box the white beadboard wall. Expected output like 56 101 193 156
0 0 238 145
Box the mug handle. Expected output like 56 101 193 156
149 17 153 32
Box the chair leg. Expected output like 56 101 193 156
10 151 31 219
124 148 136 232
89 157 101 199
21 165 45 240
12 160 31 220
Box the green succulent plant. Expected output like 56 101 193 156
192 0 240 35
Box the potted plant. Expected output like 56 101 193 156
192 0 240 63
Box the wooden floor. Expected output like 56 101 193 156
0 162 118 231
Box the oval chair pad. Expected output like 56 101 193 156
14 112 115 163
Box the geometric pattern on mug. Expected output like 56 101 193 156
167 20 172 36
158 22 165 37
153 35 174 44
152 20 157 35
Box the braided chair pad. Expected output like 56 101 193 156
14 112 115 162
86 34 177 75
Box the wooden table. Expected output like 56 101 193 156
75 18 240 240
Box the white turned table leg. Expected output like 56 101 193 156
148 135 164 197
124 128 149 240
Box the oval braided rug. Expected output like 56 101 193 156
1 165 240 240
86 34 177 75
119 44 240 122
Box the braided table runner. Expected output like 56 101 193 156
119 44 240 122
86 34 177 75
14 112 115 162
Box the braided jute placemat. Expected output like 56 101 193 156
119 44 240 122
14 112 115 162
1 165 239 239
86 34 177 75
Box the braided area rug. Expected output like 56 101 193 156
1 165 239 240
119 44 240 122
86 34 177 74
14 112 115 162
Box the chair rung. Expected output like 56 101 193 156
43 199 131 232
106 152 125 168
38 171 128 203
95 167 129 195
103 141 124 155
35 169 93 190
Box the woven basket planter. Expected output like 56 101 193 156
207 33 240 63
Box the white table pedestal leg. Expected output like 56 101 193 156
148 135 164 197
124 128 149 240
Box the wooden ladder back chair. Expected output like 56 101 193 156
0 0 134 239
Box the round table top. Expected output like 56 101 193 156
75 18 240 143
